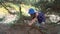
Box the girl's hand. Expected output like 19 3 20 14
28 22 33 26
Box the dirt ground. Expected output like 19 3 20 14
0 23 60 34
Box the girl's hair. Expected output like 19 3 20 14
31 13 36 19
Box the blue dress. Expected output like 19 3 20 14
37 12 46 23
